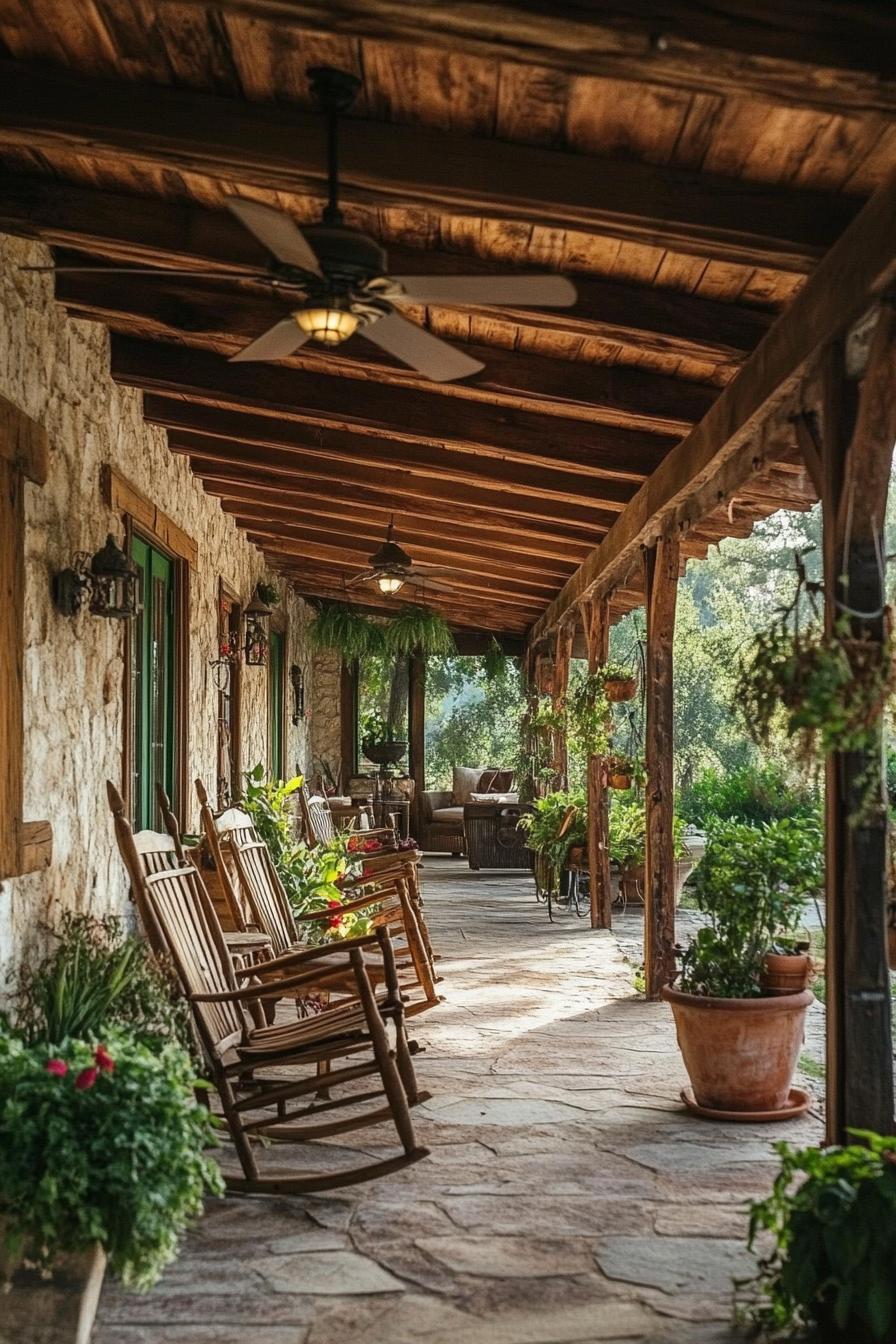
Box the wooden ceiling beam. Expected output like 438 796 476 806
212 491 595 564
530 174 896 643
0 175 773 366
56 265 714 436
192 460 613 534
169 1 896 117
112 338 672 482
231 512 572 590
0 61 859 272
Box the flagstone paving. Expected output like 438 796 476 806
95 860 823 1344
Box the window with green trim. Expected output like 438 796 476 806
129 536 177 830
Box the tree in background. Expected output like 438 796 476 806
424 655 524 788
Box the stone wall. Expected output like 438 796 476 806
310 650 345 790
0 233 320 981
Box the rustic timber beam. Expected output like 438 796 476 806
580 594 611 930
529 173 896 644
0 175 773 367
210 489 597 564
170 1 896 117
190 458 615 534
0 62 859 272
643 537 680 1001
112 339 672 483
56 265 714 436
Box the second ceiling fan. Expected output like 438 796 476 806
36 65 577 383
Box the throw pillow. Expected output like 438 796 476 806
469 792 519 804
452 765 484 805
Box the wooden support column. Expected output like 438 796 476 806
821 308 896 1145
339 659 357 790
552 622 574 787
643 536 680 1000
580 595 612 929
408 651 426 839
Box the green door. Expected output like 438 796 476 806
130 536 176 830
268 629 284 780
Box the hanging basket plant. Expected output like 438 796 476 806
383 604 455 656
308 602 384 661
606 753 644 790
566 672 610 757
599 661 639 703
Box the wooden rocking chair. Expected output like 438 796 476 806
107 781 430 1194
195 778 441 1016
300 785 439 981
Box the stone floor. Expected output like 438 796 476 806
95 859 823 1344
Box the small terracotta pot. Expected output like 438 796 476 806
662 984 813 1113
608 772 632 790
0 1241 107 1344
760 952 812 996
605 676 638 703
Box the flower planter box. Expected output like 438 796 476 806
0 1242 106 1344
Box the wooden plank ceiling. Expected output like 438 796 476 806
0 1 892 635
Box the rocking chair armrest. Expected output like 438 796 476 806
192 963 360 1003
234 941 354 976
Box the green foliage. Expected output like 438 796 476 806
0 1027 223 1289
740 1132 896 1341
255 581 280 607
608 795 685 870
360 709 403 746
599 662 637 685
566 673 610 757
425 655 525 791
13 911 191 1056
384 604 455 656
680 763 819 829
241 765 367 938
518 789 586 889
308 602 383 661
737 618 896 765
681 817 823 998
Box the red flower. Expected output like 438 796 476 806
94 1045 115 1073
45 1058 68 1077
74 1066 98 1092
362 838 383 854
327 897 344 929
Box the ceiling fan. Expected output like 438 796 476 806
26 66 577 383
347 517 458 596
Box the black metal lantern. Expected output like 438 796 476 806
244 588 272 666
53 534 140 618
290 663 306 723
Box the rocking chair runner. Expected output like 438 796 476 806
194 778 441 1015
107 781 430 1193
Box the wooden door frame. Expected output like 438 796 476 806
218 577 242 805
267 608 288 780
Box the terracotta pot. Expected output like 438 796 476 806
604 676 638 703
760 952 813 996
662 984 813 1113
0 1242 106 1344
608 772 632 790
619 860 693 908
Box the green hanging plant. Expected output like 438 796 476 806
255 581 281 607
566 671 611 757
308 602 384 661
383 604 455 656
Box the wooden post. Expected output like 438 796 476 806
643 536 680 1000
552 622 573 787
339 659 357 790
580 595 612 929
408 651 426 840
821 309 896 1144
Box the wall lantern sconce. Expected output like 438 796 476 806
290 664 306 724
244 588 272 666
52 534 140 618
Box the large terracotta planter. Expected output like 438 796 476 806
760 952 813 996
662 984 813 1113
0 1243 107 1344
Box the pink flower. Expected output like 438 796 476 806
74 1067 98 1092
45 1058 68 1077
94 1045 115 1073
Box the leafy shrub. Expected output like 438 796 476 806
13 911 191 1055
519 789 586 890
608 796 685 870
0 1028 223 1289
565 673 610 757
681 816 822 998
740 1132 896 1341
680 763 819 829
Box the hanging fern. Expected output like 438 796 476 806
383 604 455 656
483 636 507 681
308 602 383 661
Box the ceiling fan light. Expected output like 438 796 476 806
294 304 359 345
376 573 405 595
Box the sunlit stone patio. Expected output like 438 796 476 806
96 859 823 1344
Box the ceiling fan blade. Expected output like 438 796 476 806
407 564 455 575
392 274 577 308
226 198 323 276
406 576 460 593
21 265 264 278
346 571 378 585
229 318 310 363
363 311 484 383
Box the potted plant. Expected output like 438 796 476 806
600 661 639 703
606 753 643 790
518 789 586 896
739 1132 896 1342
608 796 689 905
359 709 408 766
0 914 222 1340
663 816 822 1119
760 933 813 996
